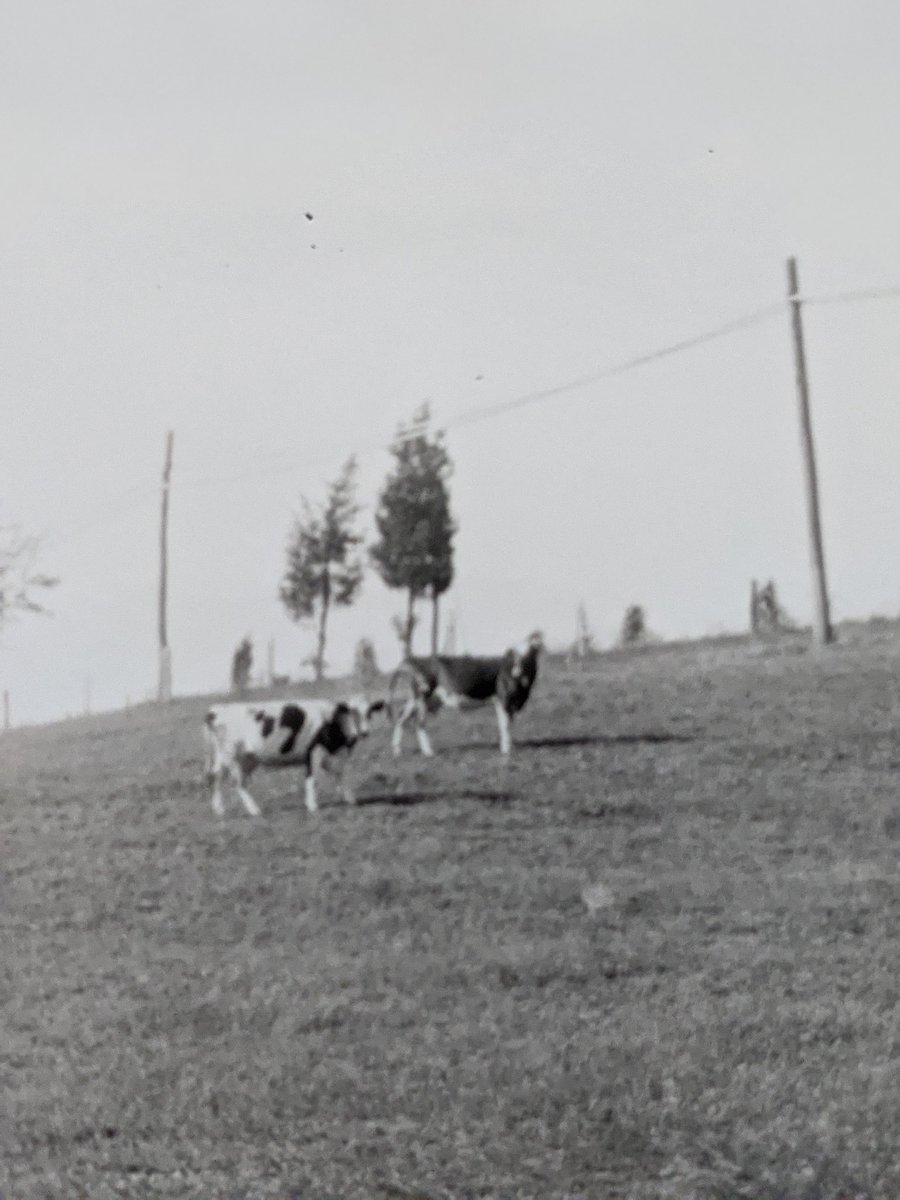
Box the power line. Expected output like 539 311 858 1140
179 300 787 492
35 281 900 541
439 302 785 437
803 285 900 306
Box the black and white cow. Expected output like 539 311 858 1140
389 631 543 757
203 695 385 815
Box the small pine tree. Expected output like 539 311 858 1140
231 637 253 694
280 458 364 681
620 604 647 647
371 404 455 656
353 638 380 694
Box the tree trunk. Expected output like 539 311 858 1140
430 586 440 657
315 569 331 680
404 588 415 657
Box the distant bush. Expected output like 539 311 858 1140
620 604 647 646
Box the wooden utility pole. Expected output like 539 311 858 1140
158 430 174 700
787 258 834 646
2 690 9 732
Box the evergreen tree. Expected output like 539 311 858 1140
371 404 455 656
279 458 364 680
230 637 253 694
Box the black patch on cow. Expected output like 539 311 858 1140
497 646 540 714
409 655 506 703
278 704 306 754
314 703 354 755
254 710 276 738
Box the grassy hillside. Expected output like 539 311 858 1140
2 633 899 1198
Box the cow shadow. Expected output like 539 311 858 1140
518 732 694 748
356 788 514 808
447 732 694 752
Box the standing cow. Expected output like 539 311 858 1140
203 695 385 815
389 631 543 756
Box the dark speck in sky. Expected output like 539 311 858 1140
305 212 314 220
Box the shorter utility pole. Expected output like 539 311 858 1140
2 690 9 732
158 430 175 700
787 257 834 646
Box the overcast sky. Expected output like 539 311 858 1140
3 1 900 724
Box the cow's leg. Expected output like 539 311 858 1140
324 748 355 806
391 697 417 756
203 730 218 784
211 763 226 816
232 761 260 817
493 698 512 755
416 722 435 757
412 698 434 757
332 747 357 805
304 752 319 813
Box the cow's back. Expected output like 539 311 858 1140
409 655 505 701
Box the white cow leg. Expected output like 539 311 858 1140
237 786 261 817
341 766 357 806
494 699 512 755
416 725 435 757
392 700 415 757
232 764 260 816
210 761 228 815
304 769 319 813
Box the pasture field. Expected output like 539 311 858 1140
2 631 899 1199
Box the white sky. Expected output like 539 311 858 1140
3 0 900 724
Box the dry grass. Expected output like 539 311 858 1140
2 631 900 1198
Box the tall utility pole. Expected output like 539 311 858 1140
787 258 834 646
158 430 174 700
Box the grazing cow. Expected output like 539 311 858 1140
389 631 543 757
203 696 385 815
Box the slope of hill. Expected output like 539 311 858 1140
2 635 899 1198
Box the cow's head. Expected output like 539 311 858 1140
510 630 544 678
335 696 387 742
500 632 543 713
